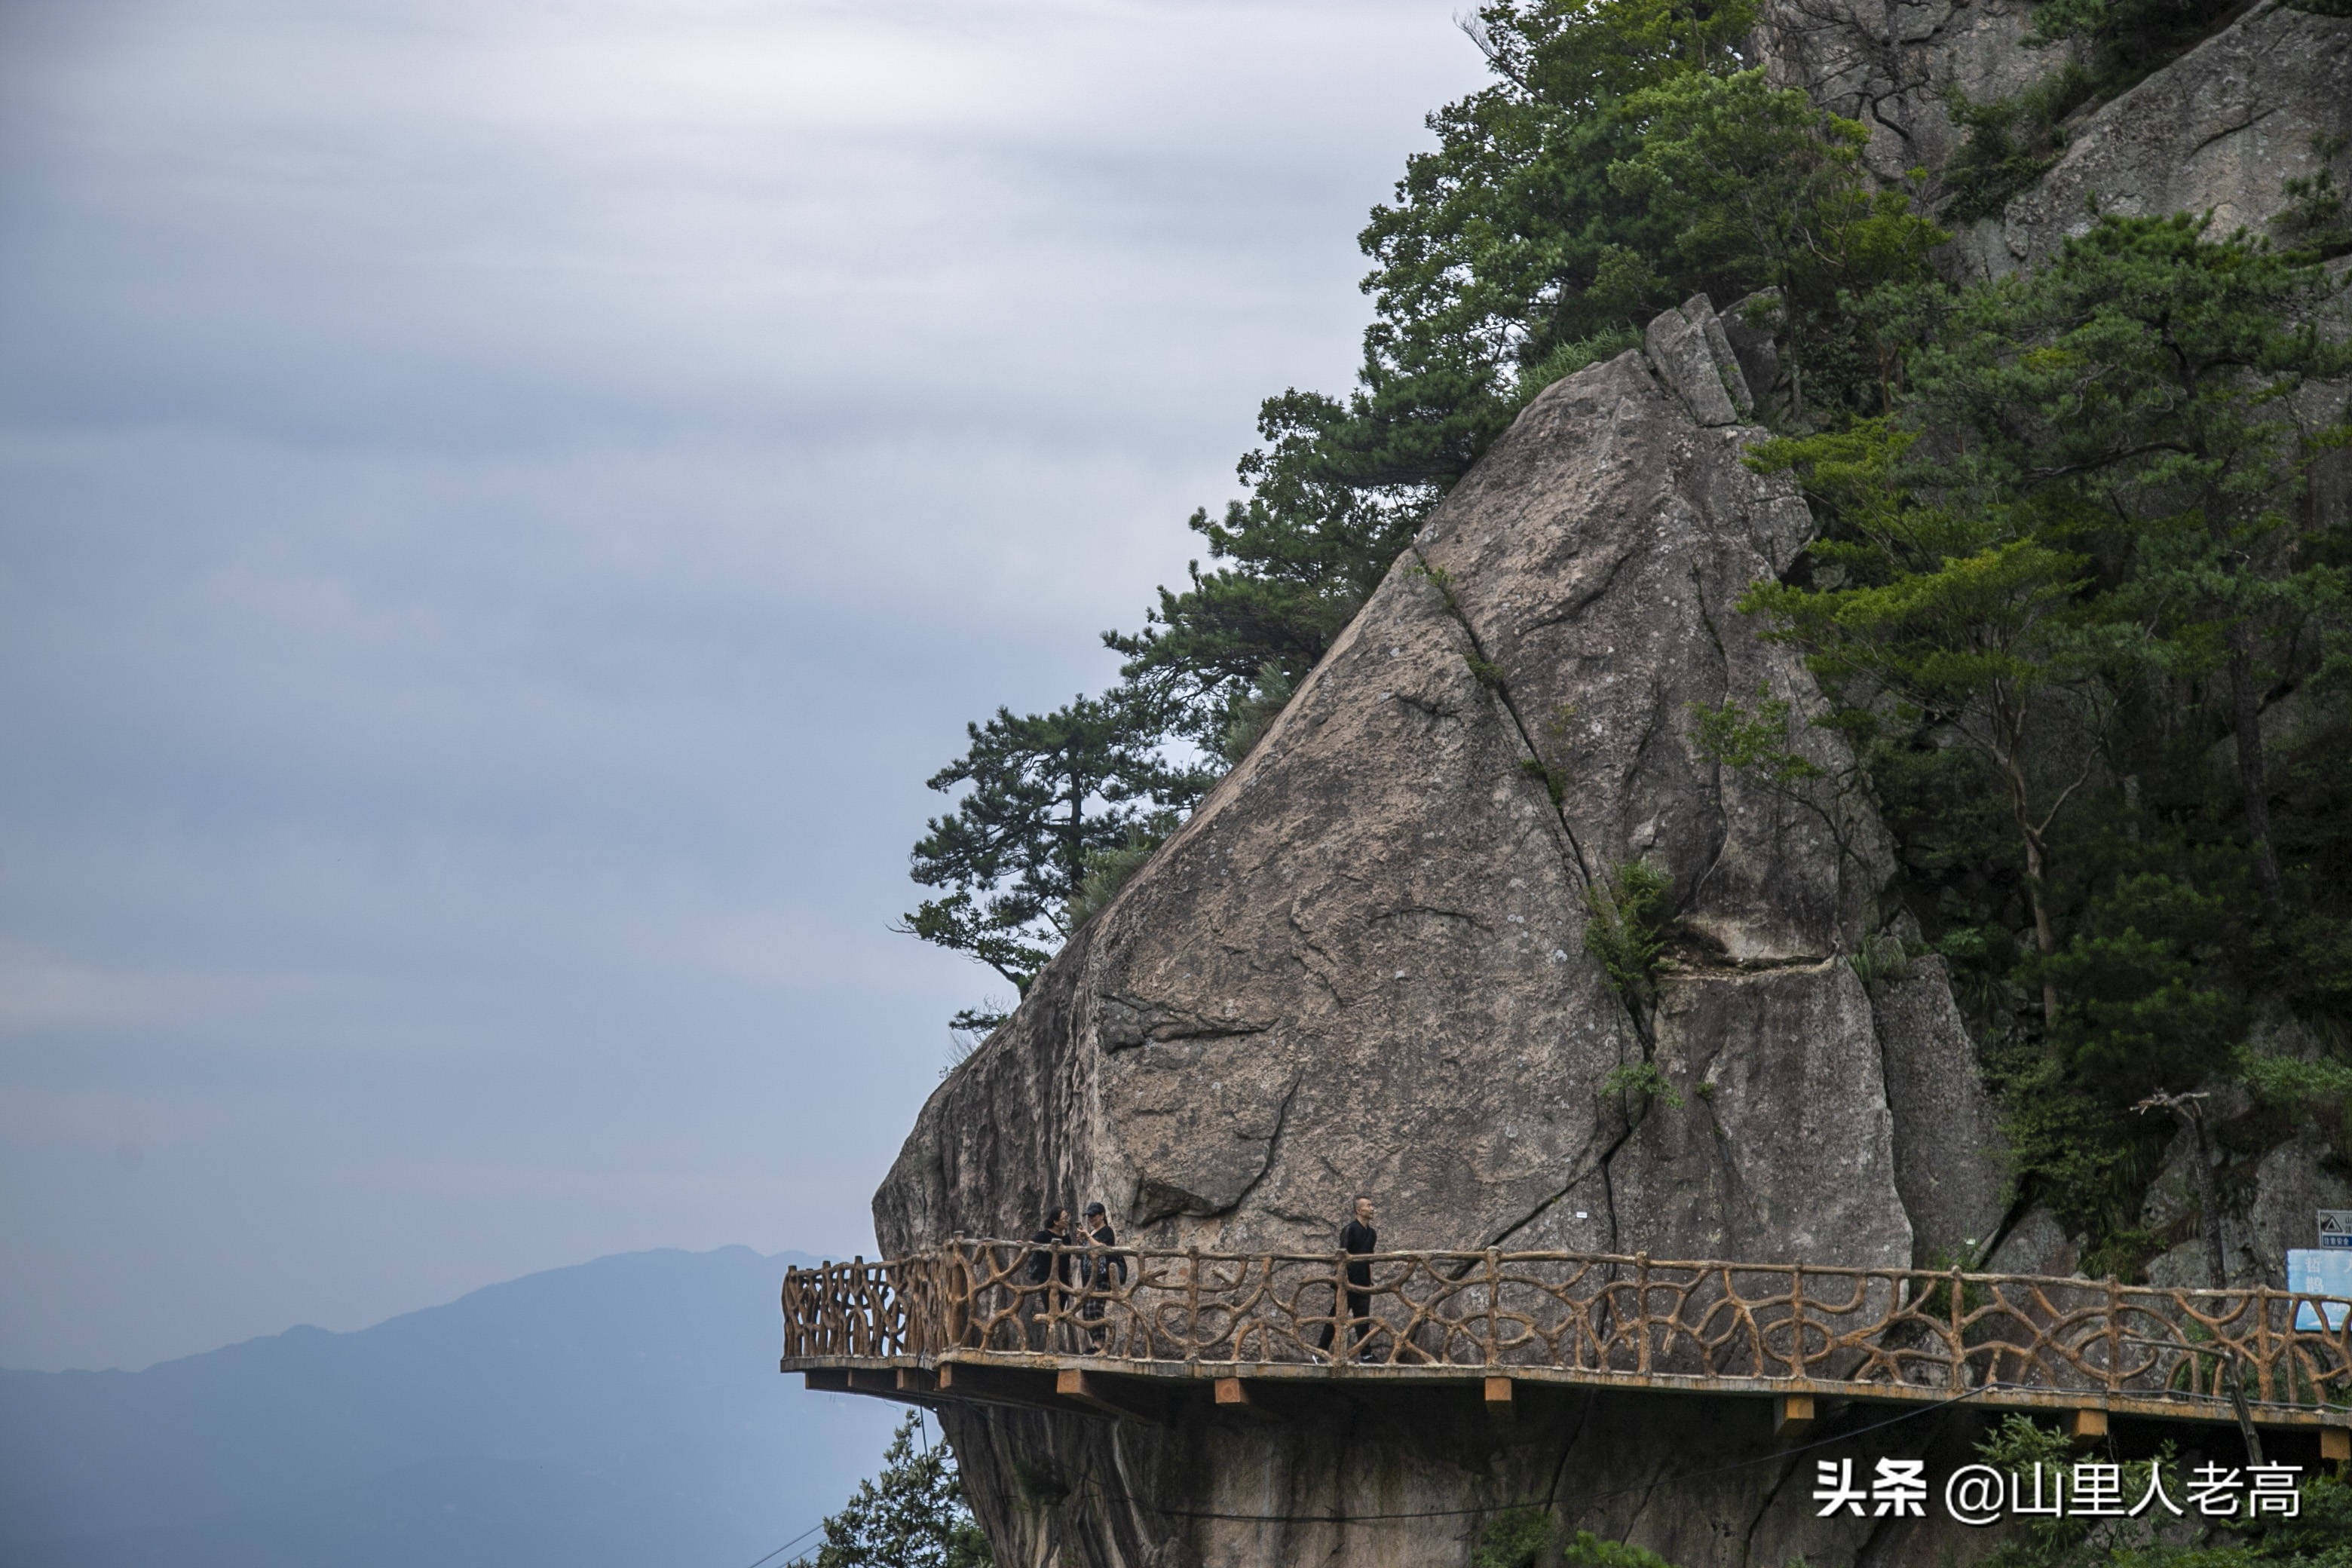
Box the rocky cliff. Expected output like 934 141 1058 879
1753 0 2352 276
872 304 2012 1567
1756 0 2060 185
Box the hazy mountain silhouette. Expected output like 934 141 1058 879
0 1246 903 1567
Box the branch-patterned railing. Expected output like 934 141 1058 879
781 1243 2352 1413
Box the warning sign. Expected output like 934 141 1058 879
2321 1211 2352 1249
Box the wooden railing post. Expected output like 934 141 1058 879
1948 1266 1965 1389
845 1260 856 1357
2255 1285 2276 1404
1636 1254 1652 1375
853 1257 868 1357
948 1239 971 1350
2103 1277 2122 1397
1484 1248 1502 1368
1186 1247 1202 1364
839 1260 853 1358
824 1263 838 1357
1787 1263 1804 1380
823 1264 834 1358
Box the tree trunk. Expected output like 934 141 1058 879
2007 758 2061 1029
2185 1105 2228 1290
2205 483 2284 920
2178 1100 2267 1464
2225 631 2285 920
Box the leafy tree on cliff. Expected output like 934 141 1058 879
1743 419 2104 1030
810 1413 992 1568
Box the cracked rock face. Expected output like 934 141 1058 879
1755 0 2060 186
870 324 2011 1566
1753 0 2352 283
874 326 1999 1272
1947 5 2352 277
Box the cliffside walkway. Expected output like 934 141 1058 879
782 1242 2352 1451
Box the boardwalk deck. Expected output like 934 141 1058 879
779 1242 2352 1446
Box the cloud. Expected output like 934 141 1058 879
0 943 316 1034
0 0 1453 447
0 0 1490 1370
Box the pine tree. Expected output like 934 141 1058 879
1106 0 1943 743
1905 213 2352 917
1744 418 2102 1027
808 1413 992 1568
1740 214 2352 1268
902 691 1210 1029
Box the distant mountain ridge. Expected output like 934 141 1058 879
0 1246 900 1568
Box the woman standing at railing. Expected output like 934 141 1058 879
1024 1208 1074 1351
1079 1202 1125 1350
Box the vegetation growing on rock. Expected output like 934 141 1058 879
1968 1416 2352 1568
1747 213 2352 1274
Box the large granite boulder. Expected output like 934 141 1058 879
876 299 2003 1276
868 302 2014 1567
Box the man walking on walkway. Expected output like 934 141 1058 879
1318 1195 1378 1359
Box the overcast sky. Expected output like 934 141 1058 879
0 0 1490 1372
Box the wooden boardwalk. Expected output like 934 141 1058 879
781 1242 2352 1450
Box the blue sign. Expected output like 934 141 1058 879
2288 1249 2351 1331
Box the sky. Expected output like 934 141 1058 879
0 0 1492 1372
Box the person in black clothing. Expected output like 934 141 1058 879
1318 1195 1378 1359
1024 1208 1073 1350
1077 1201 1125 1349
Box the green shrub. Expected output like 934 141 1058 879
1562 1531 1686 1568
1472 1509 1554 1568
1064 828 1164 929
1582 860 1674 1015
1941 67 2093 222
2272 136 2350 258
1601 1058 1685 1111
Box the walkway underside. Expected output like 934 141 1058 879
791 1349 2350 1447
